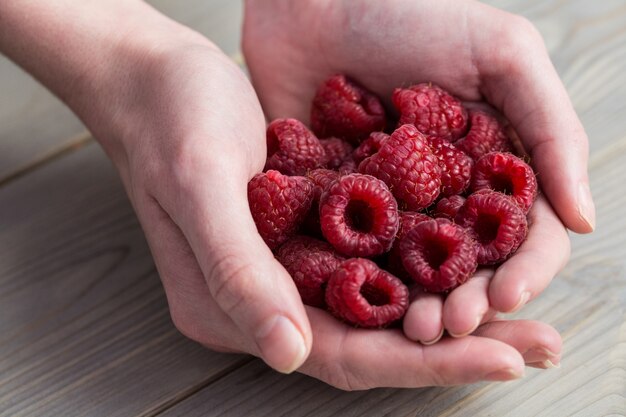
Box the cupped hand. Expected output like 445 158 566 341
243 0 583 341
300 308 561 390
81 35 314 373
87 27 560 389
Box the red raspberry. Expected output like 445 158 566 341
302 169 341 236
248 170 314 250
325 258 409 328
454 110 513 160
359 124 441 210
387 211 432 279
311 74 386 144
337 156 358 174
399 218 478 293
428 137 473 196
433 195 466 220
397 211 432 238
392 83 468 141
470 152 537 214
308 168 340 200
320 137 354 170
353 132 390 164
275 236 345 308
320 174 399 257
455 190 528 265
265 118 326 176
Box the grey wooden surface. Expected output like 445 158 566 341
0 1 625 416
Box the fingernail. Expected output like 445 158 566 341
542 359 560 369
578 181 596 232
448 317 481 338
509 291 531 313
420 327 445 345
256 314 307 374
535 347 559 357
484 367 524 381
523 346 560 364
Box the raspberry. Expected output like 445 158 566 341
454 110 513 160
353 132 390 164
359 124 441 210
265 118 326 175
275 236 345 308
455 190 528 265
301 169 341 236
320 173 399 257
311 74 386 144
325 258 409 328
399 218 478 293
433 195 466 220
397 211 432 238
308 168 340 200
392 83 468 141
248 170 314 250
428 137 473 196
470 152 537 214
320 137 354 170
337 156 358 174
387 211 432 278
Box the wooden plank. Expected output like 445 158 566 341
1 0 625 416
155 271 626 417
157 1 626 415
0 143 249 417
150 0 243 57
0 0 242 182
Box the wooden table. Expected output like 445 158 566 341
1 1 625 415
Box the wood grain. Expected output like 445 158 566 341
0 0 242 183
158 0 626 415
0 0 625 416
0 143 249 417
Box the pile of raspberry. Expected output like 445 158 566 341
248 75 537 329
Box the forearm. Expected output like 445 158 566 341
0 1 206 124
0 0 213 161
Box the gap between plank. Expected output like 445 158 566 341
0 131 93 188
0 52 246 190
141 356 256 417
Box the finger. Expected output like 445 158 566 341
300 308 524 390
488 196 570 313
478 18 595 233
133 193 252 353
403 288 444 344
442 270 494 337
472 319 562 368
161 166 312 374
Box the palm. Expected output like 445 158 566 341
243 1 490 122
244 0 572 351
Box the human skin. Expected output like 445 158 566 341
243 0 593 348
0 0 582 389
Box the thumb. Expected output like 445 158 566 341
171 167 312 373
479 18 595 234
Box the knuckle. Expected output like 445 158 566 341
208 253 259 316
168 141 212 191
495 15 545 71
507 15 543 50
